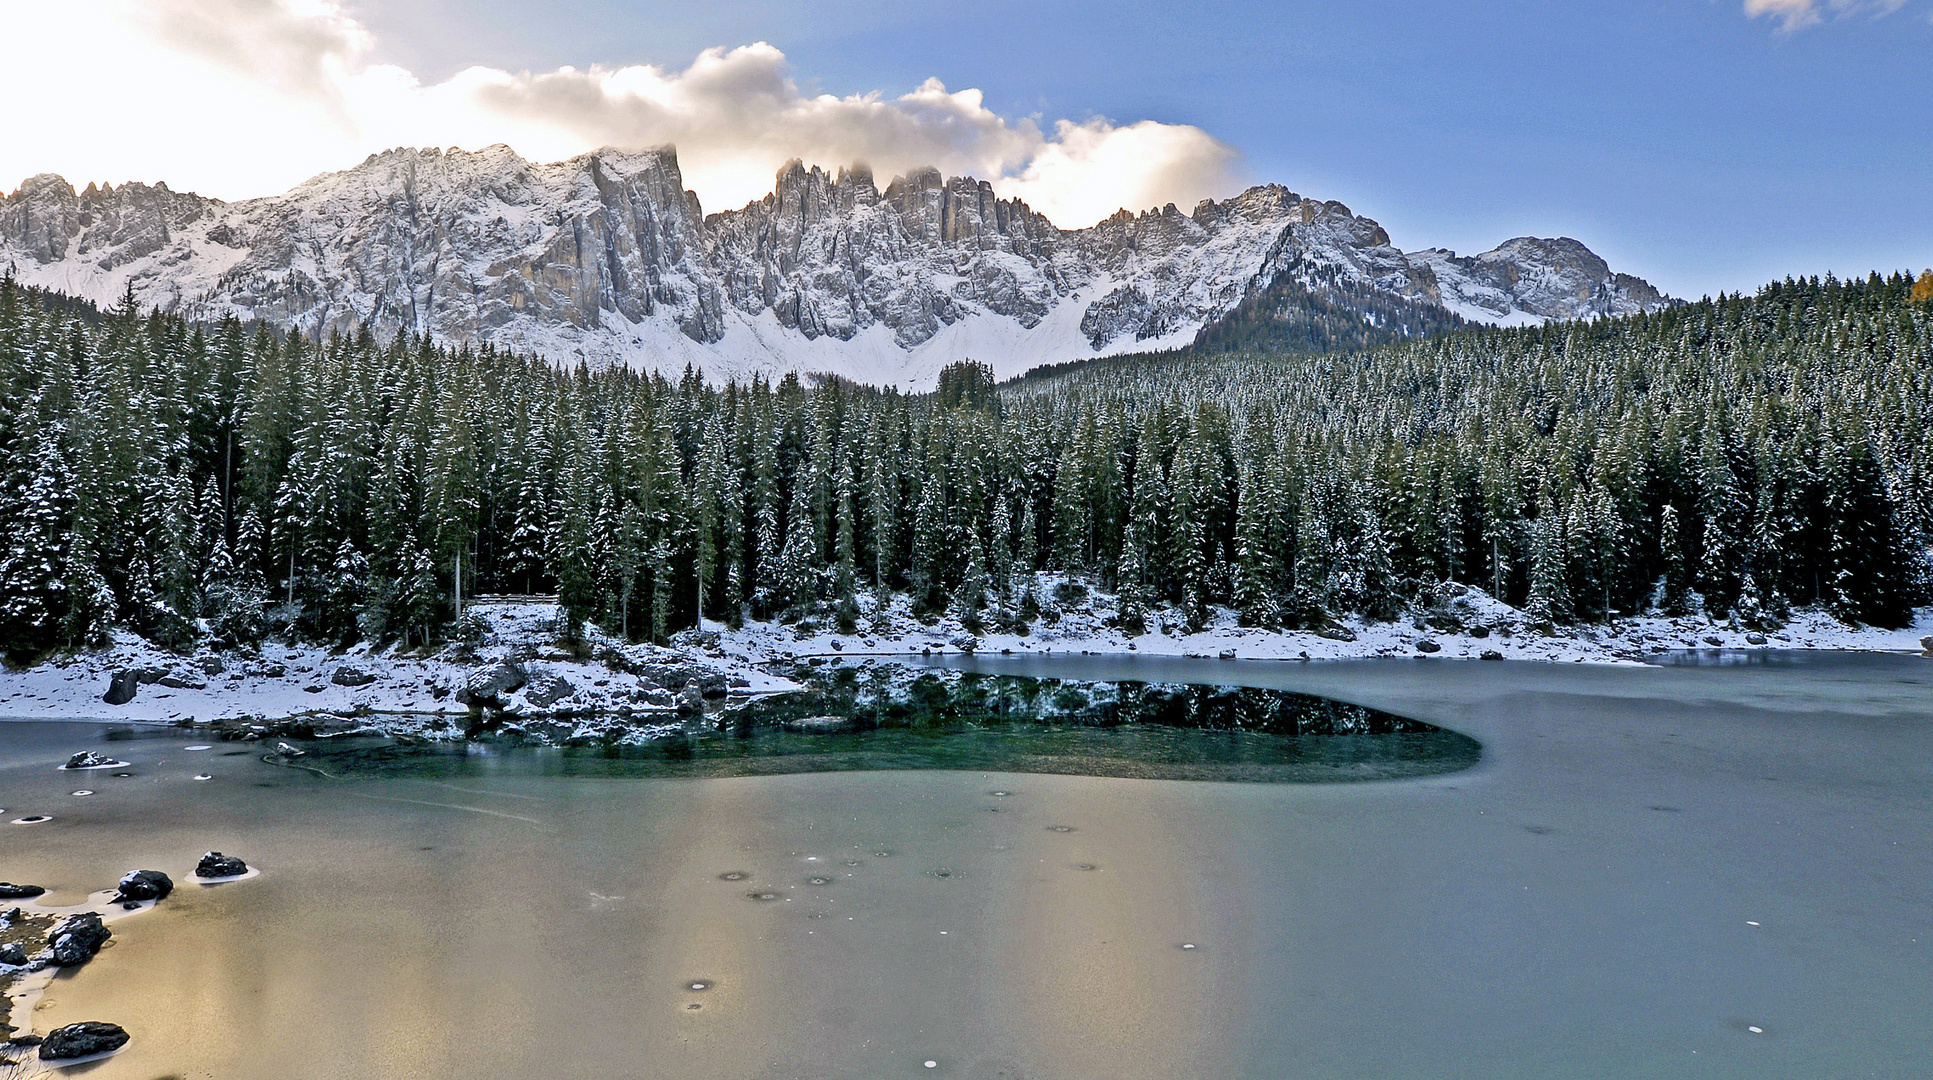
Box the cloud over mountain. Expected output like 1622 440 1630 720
1 0 1242 227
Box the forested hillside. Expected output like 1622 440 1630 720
0 272 1927 662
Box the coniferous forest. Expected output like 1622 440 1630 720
0 271 1928 663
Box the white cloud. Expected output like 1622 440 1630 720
1744 0 1908 31
0 0 1243 228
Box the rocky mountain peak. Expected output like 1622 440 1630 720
2 145 1675 384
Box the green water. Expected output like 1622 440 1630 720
310 667 1481 783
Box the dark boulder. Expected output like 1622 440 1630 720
195 852 248 879
0 883 45 899
456 659 527 707
0 942 27 965
103 670 140 705
330 665 377 687
39 1021 129 1060
1480 649 1505 661
47 913 111 966
63 751 121 770
115 869 173 903
522 673 576 709
1414 639 1442 654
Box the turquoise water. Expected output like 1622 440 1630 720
307 668 1481 783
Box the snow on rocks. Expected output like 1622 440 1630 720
193 853 248 880
0 602 795 747
38 1020 130 1061
46 914 111 967
112 871 173 905
707 574 1933 670
0 593 1921 744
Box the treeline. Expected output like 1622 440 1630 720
0 271 1927 661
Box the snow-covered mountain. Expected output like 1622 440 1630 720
0 145 1672 384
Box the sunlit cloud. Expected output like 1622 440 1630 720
0 0 1244 228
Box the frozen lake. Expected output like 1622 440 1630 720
2 652 1929 1078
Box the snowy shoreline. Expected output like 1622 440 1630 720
2 588 1928 735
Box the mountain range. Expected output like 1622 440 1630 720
0 145 1673 385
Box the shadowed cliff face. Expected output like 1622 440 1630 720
1 145 1673 381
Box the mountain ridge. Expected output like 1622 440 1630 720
0 145 1674 384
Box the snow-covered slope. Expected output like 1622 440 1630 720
1 146 1674 384
1406 237 1672 326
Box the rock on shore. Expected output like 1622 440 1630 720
38 1021 129 1060
114 870 173 903
47 913 110 966
195 852 248 879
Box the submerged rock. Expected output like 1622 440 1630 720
782 715 855 733
114 870 173 903
39 1021 129 1060
0 883 45 900
195 852 248 879
103 669 140 705
47 913 110 966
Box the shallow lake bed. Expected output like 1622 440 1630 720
1 652 1928 1079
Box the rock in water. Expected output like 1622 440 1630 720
274 742 306 758
1920 635 1932 658
38 1021 129 1060
47 913 111 966
782 716 855 733
0 883 46 899
62 751 120 770
195 852 248 879
103 669 140 705
115 870 173 903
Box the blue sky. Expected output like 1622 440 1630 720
6 0 1927 298
351 0 1932 297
